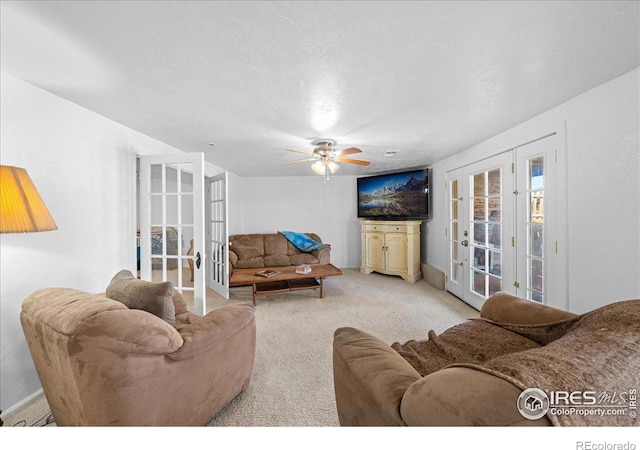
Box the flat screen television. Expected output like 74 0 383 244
357 168 430 219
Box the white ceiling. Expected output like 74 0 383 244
1 1 638 176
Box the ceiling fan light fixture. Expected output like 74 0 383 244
311 160 326 175
283 138 368 177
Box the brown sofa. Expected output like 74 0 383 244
333 293 640 426
229 232 330 276
20 277 256 426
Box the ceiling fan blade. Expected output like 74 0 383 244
280 158 317 166
285 149 313 155
335 147 362 156
335 157 371 166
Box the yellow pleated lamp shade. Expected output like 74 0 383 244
0 165 58 233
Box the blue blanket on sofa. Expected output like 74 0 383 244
279 231 329 253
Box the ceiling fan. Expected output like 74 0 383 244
280 139 371 179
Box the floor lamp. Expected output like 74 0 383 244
0 165 58 425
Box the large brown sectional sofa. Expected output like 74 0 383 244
333 292 640 426
229 232 330 276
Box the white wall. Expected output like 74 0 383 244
426 68 640 314
0 72 197 412
233 175 360 269
227 171 245 236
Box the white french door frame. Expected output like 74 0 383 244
458 151 516 310
139 152 207 315
514 132 567 310
444 123 568 311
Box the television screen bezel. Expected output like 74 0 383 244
357 168 430 220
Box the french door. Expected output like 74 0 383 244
446 152 515 310
515 136 555 306
208 172 229 299
445 134 560 310
139 153 207 315
445 168 464 299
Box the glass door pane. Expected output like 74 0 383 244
470 168 503 298
527 156 545 303
145 163 193 290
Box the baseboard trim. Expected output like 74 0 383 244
421 261 445 290
2 388 44 417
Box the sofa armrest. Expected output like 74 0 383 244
313 245 331 265
401 367 551 426
333 327 421 426
480 292 577 325
167 302 255 360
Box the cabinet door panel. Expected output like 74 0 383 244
365 233 385 270
385 234 408 272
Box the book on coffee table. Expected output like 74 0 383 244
296 264 312 274
254 269 280 278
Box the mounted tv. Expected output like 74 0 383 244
357 168 430 220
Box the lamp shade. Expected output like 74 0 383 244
0 165 58 233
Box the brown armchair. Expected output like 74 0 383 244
20 287 256 426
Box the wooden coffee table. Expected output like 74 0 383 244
229 264 343 305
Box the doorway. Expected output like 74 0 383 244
445 133 565 310
137 153 207 315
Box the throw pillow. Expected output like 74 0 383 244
172 290 189 316
105 270 176 325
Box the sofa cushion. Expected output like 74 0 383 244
231 235 252 247
233 244 262 260
105 270 176 325
290 253 320 265
265 254 291 267
234 257 265 269
246 235 265 253
231 235 265 261
264 233 288 256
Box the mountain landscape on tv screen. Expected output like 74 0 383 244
359 172 426 217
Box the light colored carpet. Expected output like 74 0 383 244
3 268 478 427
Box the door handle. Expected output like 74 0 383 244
195 251 201 269
461 240 469 247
